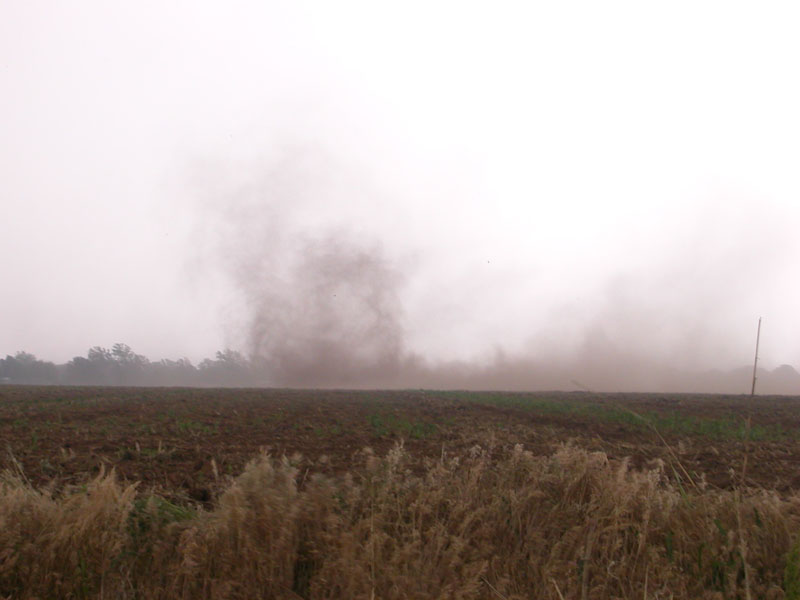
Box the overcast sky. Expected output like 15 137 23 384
2 1 800 374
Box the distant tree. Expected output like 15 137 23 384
56 345 260 387
65 348 114 385
150 357 197 386
110 343 149 385
198 349 256 386
175 357 195 371
87 346 113 363
0 351 58 384
64 356 95 385
111 343 147 366
65 344 149 385
215 349 248 367
12 351 37 365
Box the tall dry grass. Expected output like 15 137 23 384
2 444 799 599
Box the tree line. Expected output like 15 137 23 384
0 344 262 387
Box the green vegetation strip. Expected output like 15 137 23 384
452 391 796 441
368 411 438 439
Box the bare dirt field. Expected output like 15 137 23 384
2 385 799 501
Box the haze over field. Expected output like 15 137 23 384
2 2 800 391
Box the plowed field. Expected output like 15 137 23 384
2 386 799 503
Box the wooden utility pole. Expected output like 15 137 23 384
750 317 762 396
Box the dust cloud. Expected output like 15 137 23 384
197 152 800 394
191 147 410 388
245 235 406 387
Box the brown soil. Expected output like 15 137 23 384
2 386 799 503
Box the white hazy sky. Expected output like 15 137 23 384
2 1 800 371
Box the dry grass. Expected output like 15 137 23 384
1 443 799 599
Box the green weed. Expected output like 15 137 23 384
786 537 800 599
368 412 438 439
